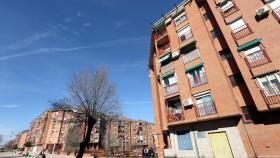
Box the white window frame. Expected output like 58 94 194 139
220 1 234 12
162 73 177 87
178 25 192 43
174 12 187 26
269 0 280 9
257 73 280 96
229 18 246 32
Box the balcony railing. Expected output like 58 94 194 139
272 6 280 22
183 49 200 64
167 108 184 123
244 49 271 68
260 85 280 105
195 101 217 117
158 44 171 56
220 1 239 18
231 24 253 41
164 83 179 96
154 29 168 41
179 30 193 43
161 62 174 74
189 74 208 88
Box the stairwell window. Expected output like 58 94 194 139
178 25 192 43
210 28 222 38
177 131 192 150
257 73 280 96
174 12 187 26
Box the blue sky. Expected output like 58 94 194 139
0 0 182 143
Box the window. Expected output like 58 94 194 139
187 66 207 87
162 73 177 87
229 73 245 87
229 18 245 31
257 73 280 96
174 12 187 26
219 49 232 60
183 49 200 64
210 29 222 38
241 106 253 123
244 45 265 63
203 12 213 21
194 91 216 116
178 26 192 42
177 131 192 150
220 1 234 12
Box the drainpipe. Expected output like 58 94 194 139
241 121 257 158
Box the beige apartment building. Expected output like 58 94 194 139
14 130 28 149
149 0 280 157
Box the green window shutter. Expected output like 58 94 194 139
158 53 171 63
185 62 204 72
237 38 262 52
161 71 175 78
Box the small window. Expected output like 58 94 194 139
177 131 192 150
241 106 253 123
210 29 222 38
229 73 245 87
178 26 192 42
174 12 187 26
203 12 213 20
219 49 232 60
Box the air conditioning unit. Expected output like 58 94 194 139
256 5 269 17
184 98 193 107
172 51 180 59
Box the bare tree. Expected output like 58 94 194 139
0 134 3 144
53 68 121 158
65 127 82 155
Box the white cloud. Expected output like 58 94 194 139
56 24 70 31
76 12 82 17
0 104 22 108
83 22 92 27
64 18 72 22
0 36 148 62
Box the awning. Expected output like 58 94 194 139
185 62 204 72
158 53 171 63
161 71 175 78
237 38 262 52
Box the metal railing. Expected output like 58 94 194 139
183 49 200 64
231 24 253 41
272 6 280 22
158 43 171 56
220 1 239 18
154 29 168 40
260 85 280 105
195 101 217 117
161 62 174 74
244 49 271 68
189 74 208 88
164 83 179 96
167 108 184 122
179 30 193 43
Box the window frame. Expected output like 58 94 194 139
177 131 193 150
174 12 187 26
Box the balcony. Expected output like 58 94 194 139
189 74 208 88
161 62 174 74
183 49 200 64
220 1 239 18
154 29 169 46
164 83 179 96
244 49 271 68
167 107 184 123
260 85 280 105
179 30 193 43
231 24 253 41
272 6 280 22
158 44 171 56
195 101 217 117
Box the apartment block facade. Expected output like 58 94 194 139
149 0 280 157
14 130 28 149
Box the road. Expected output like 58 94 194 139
0 152 76 158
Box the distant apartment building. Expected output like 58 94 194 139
149 0 280 157
108 117 155 156
14 130 28 149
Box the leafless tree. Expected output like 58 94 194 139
52 68 121 158
65 127 82 155
0 134 3 144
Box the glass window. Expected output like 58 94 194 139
229 73 245 87
210 29 222 38
220 1 234 12
162 74 177 87
203 12 213 21
178 26 192 42
229 18 245 31
219 49 232 60
177 131 192 150
174 12 187 26
257 73 280 96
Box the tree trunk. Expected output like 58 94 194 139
76 116 96 158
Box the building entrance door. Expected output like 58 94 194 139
208 132 233 158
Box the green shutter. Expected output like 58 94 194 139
161 71 175 78
158 53 171 63
185 62 204 72
237 38 262 52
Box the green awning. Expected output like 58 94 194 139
185 62 204 72
158 53 171 63
161 71 175 78
237 38 262 52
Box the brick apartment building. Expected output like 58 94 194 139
14 130 28 150
148 0 280 157
108 117 155 156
